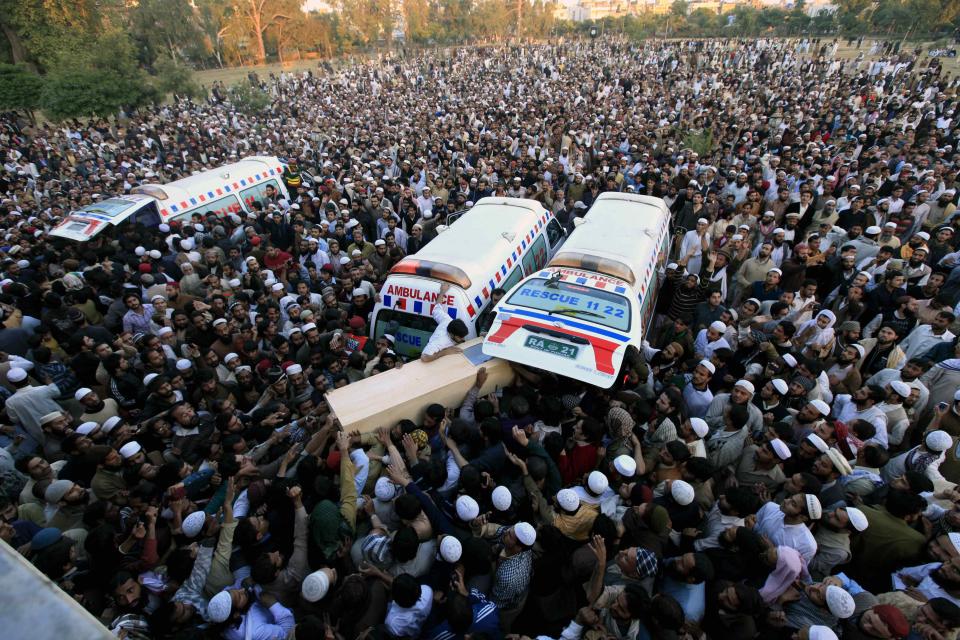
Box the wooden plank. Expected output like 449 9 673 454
326 338 514 433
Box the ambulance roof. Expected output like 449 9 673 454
407 197 550 289
550 193 669 282
132 156 284 217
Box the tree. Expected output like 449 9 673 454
227 78 271 114
235 0 302 65
335 0 395 46
131 0 204 66
41 31 157 120
153 56 204 99
0 63 43 122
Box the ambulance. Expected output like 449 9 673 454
370 197 567 358
50 156 292 243
481 192 671 388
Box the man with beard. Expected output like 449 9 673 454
755 378 790 426
755 492 822 564
834 386 889 449
860 325 907 377
70 388 115 426
825 321 862 361
736 437 791 490
826 344 864 396
142 375 183 418
659 552 715 623
91 447 128 504
811 448 853 505
892 554 960 605
863 296 918 342
695 486 761 552
249 486 309 607
810 506 869 580
864 269 908 320
680 358 714 416
170 402 216 465
209 317 235 360
702 580 765 639
900 311 956 361
781 243 817 293
734 241 775 304
744 267 785 306
43 479 90 531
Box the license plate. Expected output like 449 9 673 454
524 335 579 359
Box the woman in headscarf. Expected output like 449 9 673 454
793 309 837 359
759 545 809 604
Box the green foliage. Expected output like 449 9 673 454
0 63 43 113
41 32 158 121
152 56 205 99
227 79 271 115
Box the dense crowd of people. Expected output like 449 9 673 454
1 37 960 640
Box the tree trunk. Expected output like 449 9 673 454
250 0 267 64
0 18 33 70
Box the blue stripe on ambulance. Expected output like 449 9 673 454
498 306 629 342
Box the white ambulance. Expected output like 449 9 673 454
50 156 291 243
371 197 567 358
481 192 671 388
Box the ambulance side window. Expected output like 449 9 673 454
521 236 548 275
502 265 524 292
239 179 282 212
546 219 565 248
131 202 161 228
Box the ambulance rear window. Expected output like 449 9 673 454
373 309 438 359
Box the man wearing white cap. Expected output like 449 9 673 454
679 217 709 276
680 417 710 458
205 583 295 638
694 319 732 360
882 430 952 484
75 387 120 426
681 359 715 418
755 492 821 563
472 520 535 613
705 380 763 468
810 506 869 580
5 366 64 454
876 380 912 448
736 438 790 490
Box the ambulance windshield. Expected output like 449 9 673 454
506 278 631 332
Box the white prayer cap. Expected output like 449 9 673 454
181 511 206 538
926 430 953 452
74 388 94 401
440 535 463 563
492 486 513 511
825 585 855 618
556 488 580 512
770 438 792 461
119 441 142 459
806 433 829 453
587 471 608 494
845 507 868 532
805 494 823 520
207 591 233 622
76 422 100 436
6 367 27 383
689 418 709 439
456 495 480 521
613 455 637 477
734 380 755 395
772 379 789 395
514 521 537 546
670 480 695 506
301 569 331 602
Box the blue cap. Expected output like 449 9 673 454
31 527 62 551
